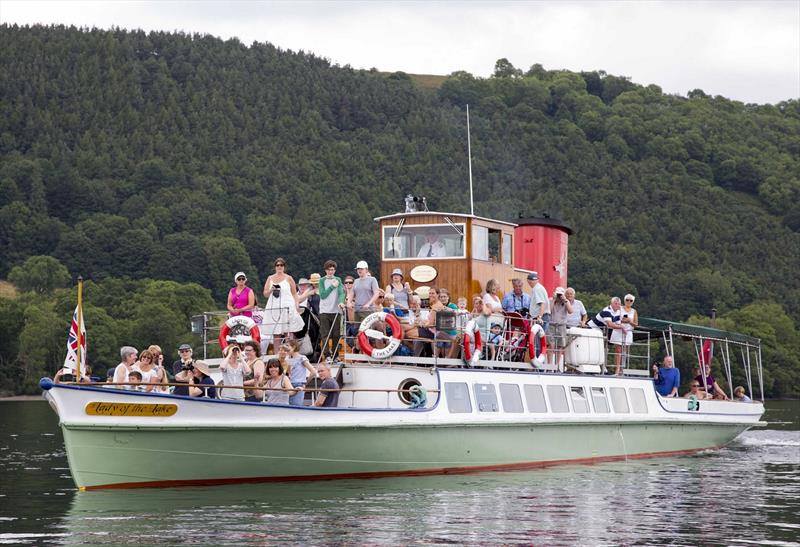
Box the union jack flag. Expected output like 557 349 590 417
63 305 87 374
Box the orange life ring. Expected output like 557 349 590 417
357 312 403 359
529 322 547 362
463 319 483 366
219 316 261 350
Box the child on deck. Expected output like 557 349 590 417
488 323 504 360
128 370 143 391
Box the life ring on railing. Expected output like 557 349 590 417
357 312 402 360
529 322 547 364
462 319 483 367
219 316 261 350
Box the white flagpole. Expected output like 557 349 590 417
467 104 474 217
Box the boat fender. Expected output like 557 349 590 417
529 322 547 364
219 316 261 350
357 312 403 360
463 319 483 367
409 385 428 409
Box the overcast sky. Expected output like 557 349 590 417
2 0 798 104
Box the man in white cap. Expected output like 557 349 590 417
351 260 380 322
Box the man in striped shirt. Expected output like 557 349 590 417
588 297 625 332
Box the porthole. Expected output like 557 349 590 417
398 378 422 405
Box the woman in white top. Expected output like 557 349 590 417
113 346 138 390
132 349 161 392
219 345 252 401
261 257 305 355
482 279 503 314
610 293 638 374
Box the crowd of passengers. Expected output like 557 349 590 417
53 257 754 404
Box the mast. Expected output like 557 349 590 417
467 104 474 216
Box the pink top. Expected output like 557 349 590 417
229 286 253 317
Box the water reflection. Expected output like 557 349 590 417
1 401 798 546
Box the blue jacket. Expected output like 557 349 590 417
654 367 681 396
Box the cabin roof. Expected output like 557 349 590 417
638 317 760 346
373 211 518 227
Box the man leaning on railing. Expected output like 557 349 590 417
313 363 340 407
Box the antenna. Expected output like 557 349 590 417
467 104 474 216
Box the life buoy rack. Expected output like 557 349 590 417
462 319 483 367
219 316 261 350
357 312 403 360
529 322 547 364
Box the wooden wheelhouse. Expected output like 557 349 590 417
375 211 521 301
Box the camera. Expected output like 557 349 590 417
271 284 281 298
181 363 194 372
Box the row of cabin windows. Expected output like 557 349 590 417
445 383 650 415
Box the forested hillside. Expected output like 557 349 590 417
1 25 798 396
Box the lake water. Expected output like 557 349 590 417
1 399 798 546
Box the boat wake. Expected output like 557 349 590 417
737 434 800 448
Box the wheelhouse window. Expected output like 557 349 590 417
383 223 466 260
472 225 506 263
445 382 472 413
502 233 512 265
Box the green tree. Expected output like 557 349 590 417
8 255 71 294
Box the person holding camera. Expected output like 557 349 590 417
219 344 252 401
177 360 217 399
262 257 305 355
172 344 194 396
501 278 531 315
549 287 573 355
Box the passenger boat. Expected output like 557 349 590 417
42 198 766 490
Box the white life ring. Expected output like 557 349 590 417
219 316 261 350
357 312 403 360
462 319 483 367
529 322 547 365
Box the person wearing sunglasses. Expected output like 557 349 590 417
262 257 305 354
343 275 356 323
227 271 255 318
172 344 194 396
684 380 712 399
